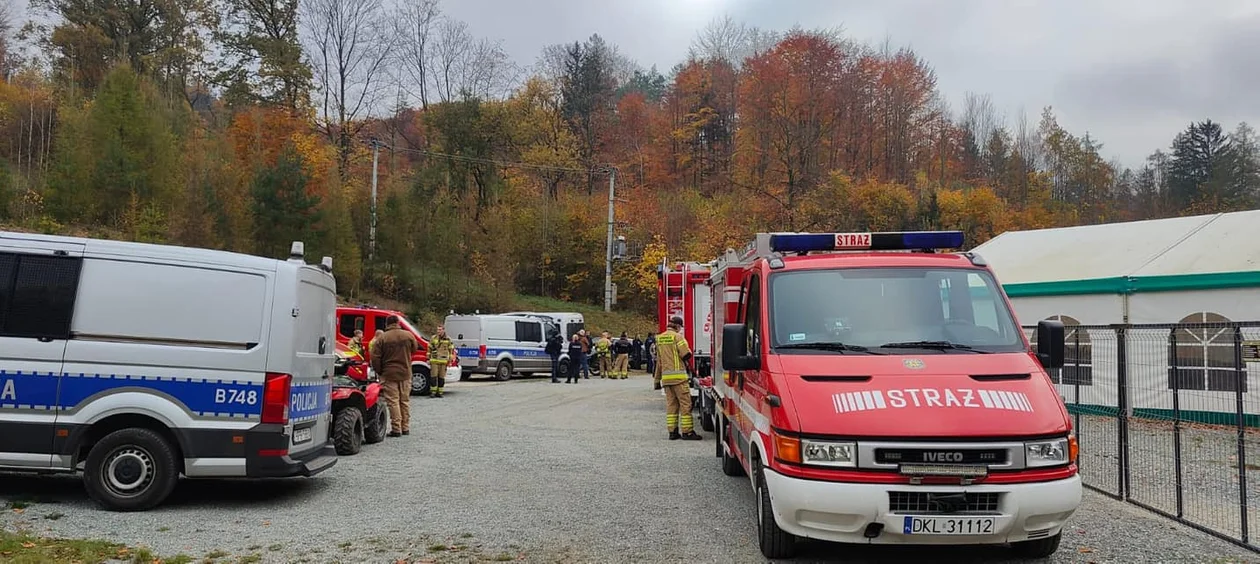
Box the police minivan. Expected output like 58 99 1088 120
446 314 552 381
0 232 337 511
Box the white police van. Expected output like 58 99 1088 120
0 232 337 511
446 314 553 381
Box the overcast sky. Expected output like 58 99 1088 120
438 0 1260 169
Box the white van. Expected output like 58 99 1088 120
446 314 552 381
0 232 338 511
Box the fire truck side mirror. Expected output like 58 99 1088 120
1036 320 1065 370
722 324 758 370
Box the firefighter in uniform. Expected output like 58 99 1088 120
595 331 613 378
654 316 702 441
428 325 456 398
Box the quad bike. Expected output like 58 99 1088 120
330 343 390 455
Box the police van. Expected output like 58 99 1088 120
446 314 552 381
0 232 338 511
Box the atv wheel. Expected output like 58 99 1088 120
364 403 389 444
333 407 364 455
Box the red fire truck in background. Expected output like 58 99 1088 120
656 260 717 431
661 230 1079 559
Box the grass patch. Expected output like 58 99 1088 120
6 500 30 510
203 548 230 561
492 553 515 562
427 543 448 552
42 512 63 521
267 543 284 551
157 526 171 532
460 532 474 539
237 554 261 563
167 555 194 564
337 541 352 549
0 529 156 564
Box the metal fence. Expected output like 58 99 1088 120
1021 322 1260 553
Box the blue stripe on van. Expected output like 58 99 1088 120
0 371 332 420
455 348 549 359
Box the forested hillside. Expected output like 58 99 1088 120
0 3 1256 317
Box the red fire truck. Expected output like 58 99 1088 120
700 230 1079 558
656 260 717 430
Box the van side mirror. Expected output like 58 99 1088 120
722 324 758 371
1036 320 1065 369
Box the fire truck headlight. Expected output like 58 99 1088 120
1024 438 1070 467
801 440 856 467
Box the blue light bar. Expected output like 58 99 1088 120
767 231 965 253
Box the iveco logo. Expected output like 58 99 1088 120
923 452 964 462
903 358 925 370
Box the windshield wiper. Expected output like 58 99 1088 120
877 340 991 353
777 342 883 354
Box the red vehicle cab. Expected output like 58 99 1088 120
711 231 1079 559
335 305 433 395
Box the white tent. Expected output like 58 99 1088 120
971 210 1260 425
972 210 1260 326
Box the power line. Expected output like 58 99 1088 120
370 141 596 174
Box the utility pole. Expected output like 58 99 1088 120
369 138 381 262
603 166 616 312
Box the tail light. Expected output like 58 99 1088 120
479 344 487 359
261 372 291 425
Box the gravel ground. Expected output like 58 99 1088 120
1073 413 1260 543
1 372 1258 563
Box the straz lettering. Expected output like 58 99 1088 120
832 388 1034 414
923 451 963 462
291 391 319 412
0 378 14 401
834 232 872 249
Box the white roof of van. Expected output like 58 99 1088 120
1 230 290 271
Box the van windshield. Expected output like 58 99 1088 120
399 316 428 341
768 268 1026 353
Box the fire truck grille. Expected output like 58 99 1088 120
887 491 1001 514
875 448 1008 465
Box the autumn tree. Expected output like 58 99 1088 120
302 0 393 177
252 142 323 257
28 0 217 97
216 0 313 112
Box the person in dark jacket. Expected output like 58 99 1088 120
546 333 564 383
566 334 585 384
631 336 644 370
611 332 632 379
644 333 656 376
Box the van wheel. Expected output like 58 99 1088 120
364 403 389 444
756 462 796 558
1011 533 1062 558
494 360 513 381
333 408 364 455
83 428 179 512
411 367 431 396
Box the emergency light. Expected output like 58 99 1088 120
768 231 965 253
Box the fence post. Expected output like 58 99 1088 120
1116 324 1130 500
1169 329 1184 518
1235 326 1249 544
1073 329 1082 436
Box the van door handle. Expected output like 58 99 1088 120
37 337 53 343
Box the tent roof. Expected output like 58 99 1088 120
971 210 1260 297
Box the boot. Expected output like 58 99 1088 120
427 375 437 396
434 377 445 398
680 431 703 441
669 430 681 440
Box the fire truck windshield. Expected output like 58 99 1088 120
768 267 1026 353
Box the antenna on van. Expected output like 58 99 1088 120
289 241 305 260
320 256 333 272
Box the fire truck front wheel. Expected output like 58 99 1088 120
756 460 797 558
